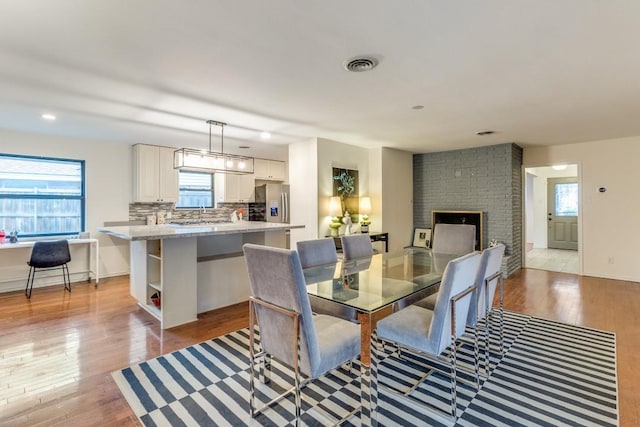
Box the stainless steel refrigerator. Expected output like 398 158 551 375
249 184 290 247
249 184 289 223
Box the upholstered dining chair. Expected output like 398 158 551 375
25 240 72 298
296 237 337 268
416 243 506 376
431 223 476 255
372 251 481 422
243 243 361 425
340 234 373 260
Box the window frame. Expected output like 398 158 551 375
0 153 86 238
175 171 215 209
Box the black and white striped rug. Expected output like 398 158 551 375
112 312 618 426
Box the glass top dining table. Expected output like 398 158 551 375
303 247 455 366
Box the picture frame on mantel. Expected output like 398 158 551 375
412 227 432 248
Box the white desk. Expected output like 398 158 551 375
0 238 99 285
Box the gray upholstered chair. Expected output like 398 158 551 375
243 243 361 425
431 223 476 255
372 251 482 422
296 237 337 268
472 243 506 372
25 240 72 298
296 237 356 321
340 234 373 260
416 244 506 376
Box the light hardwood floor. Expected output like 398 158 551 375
1 270 638 426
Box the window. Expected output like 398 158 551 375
554 182 579 216
176 171 214 208
0 154 85 237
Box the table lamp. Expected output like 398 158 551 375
328 196 342 236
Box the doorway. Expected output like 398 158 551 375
524 165 580 274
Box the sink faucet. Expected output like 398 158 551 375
199 205 206 222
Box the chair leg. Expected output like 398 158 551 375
63 264 72 293
262 354 272 384
249 301 258 418
484 278 491 375
25 267 35 299
498 276 504 355
450 335 458 420
294 337 301 426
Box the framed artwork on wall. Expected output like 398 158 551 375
332 167 359 215
412 227 432 248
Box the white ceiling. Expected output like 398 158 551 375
1 1 640 159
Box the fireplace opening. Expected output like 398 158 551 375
432 210 484 250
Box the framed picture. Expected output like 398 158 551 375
412 227 432 248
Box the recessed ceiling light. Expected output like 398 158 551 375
476 130 495 136
260 132 271 140
41 113 56 121
412 105 424 110
343 56 378 72
552 164 568 171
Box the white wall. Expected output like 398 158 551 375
0 129 131 291
288 138 319 246
380 148 413 251
524 138 640 281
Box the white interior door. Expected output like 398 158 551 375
547 177 578 250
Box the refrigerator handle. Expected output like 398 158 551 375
285 191 289 223
281 192 286 223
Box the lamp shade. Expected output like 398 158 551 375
359 197 371 215
329 196 342 217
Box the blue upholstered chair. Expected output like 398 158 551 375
25 240 72 298
243 243 361 425
340 234 373 260
372 251 482 422
296 237 337 268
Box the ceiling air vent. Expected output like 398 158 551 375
344 57 378 72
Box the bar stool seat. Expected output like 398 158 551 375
26 240 72 298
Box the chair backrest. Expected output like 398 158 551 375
431 223 476 255
468 243 505 323
29 240 71 268
340 234 373 260
429 252 482 355
243 243 321 377
296 238 337 268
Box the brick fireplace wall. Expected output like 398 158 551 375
413 143 523 276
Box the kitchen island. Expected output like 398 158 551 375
98 221 304 329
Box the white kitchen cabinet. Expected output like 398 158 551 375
254 158 285 181
133 144 179 203
215 173 255 203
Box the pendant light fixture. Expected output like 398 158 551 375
174 120 254 174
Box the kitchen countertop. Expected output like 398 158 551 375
97 221 304 241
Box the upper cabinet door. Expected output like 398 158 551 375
133 145 160 203
215 173 255 203
133 144 179 203
158 146 179 203
254 159 285 181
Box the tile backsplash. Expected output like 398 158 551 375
129 202 248 223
